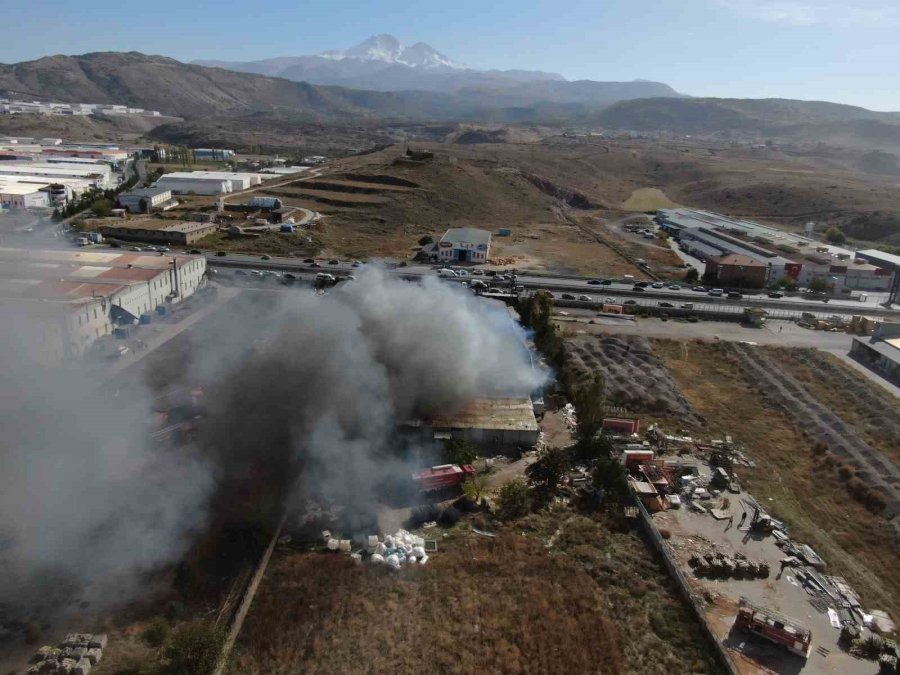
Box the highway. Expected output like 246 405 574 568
200 251 900 319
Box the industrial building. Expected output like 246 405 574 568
192 148 235 161
658 208 891 290
435 228 492 263
704 253 769 288
154 171 273 195
0 181 51 209
855 249 900 305
117 187 175 213
401 398 539 451
99 220 216 246
0 247 206 365
0 162 110 189
850 322 900 386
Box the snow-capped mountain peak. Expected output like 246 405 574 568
320 34 464 70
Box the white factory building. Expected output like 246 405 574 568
154 171 275 195
0 181 51 209
0 247 207 366
0 163 110 189
435 228 492 263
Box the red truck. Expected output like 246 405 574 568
734 598 812 659
414 464 475 493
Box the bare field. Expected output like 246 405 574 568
651 338 900 619
229 512 724 675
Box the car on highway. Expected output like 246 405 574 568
190 249 201 255
708 288 724 297
487 287 502 293
651 282 665 289
472 269 484 275
658 302 675 308
304 258 315 263
216 251 227 257
634 281 650 288
624 299 637 305
632 285 646 292
437 268 458 277
668 284 681 290
768 291 784 298
587 279 603 285
681 302 693 309
261 254 272 260
316 272 336 283
485 270 497 277
251 270 262 277
601 279 612 285
561 293 576 300
328 259 339 265
691 286 708 293
578 294 591 301
309 262 321 268
727 291 743 299
284 273 297 281
129 246 143 252
234 269 247 276
352 262 361 268
470 280 487 289
605 296 617 303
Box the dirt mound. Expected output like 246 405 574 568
566 335 705 426
621 187 678 211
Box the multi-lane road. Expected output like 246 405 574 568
202 251 899 319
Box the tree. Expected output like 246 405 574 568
684 267 699 283
462 473 489 502
526 445 571 494
162 620 224 675
809 277 830 293
444 438 477 466
571 373 606 442
90 198 113 217
418 235 434 246
825 226 846 244
592 457 629 500
141 617 170 649
496 477 531 520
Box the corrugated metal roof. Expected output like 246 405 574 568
424 398 538 432
440 228 492 248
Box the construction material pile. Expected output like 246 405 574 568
28 634 106 674
689 551 769 579
566 335 705 426
323 529 433 569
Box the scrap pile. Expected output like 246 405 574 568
323 529 434 569
28 634 106 674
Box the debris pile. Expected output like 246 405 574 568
28 634 106 674
689 551 769 579
561 403 577 431
322 529 434 569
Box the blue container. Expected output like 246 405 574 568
497 228 511 237
139 313 152 324
156 305 167 316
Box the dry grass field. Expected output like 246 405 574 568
651 339 900 619
228 511 724 675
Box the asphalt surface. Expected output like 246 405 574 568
198 252 899 319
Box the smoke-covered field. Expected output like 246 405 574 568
0 268 545 641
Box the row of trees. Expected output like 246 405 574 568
51 165 140 221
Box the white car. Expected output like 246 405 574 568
437 268 458 277
578 294 591 301
472 269 484 275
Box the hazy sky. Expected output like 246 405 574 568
6 0 899 110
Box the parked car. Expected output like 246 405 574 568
727 291 743 299
578 294 591 301
668 284 681 290
659 302 675 308
284 273 297 280
634 281 650 288
472 269 484 275
768 291 784 298
437 268 458 277
651 282 665 289
708 288 724 297
605 296 617 303
216 251 226 256
624 299 637 305
587 279 603 285
309 261 321 268
352 262 361 268
261 254 272 260
632 285 646 292
189 249 201 254
235 269 247 276
304 258 315 263
561 293 576 300
601 279 612 285
129 246 143 252
485 270 497 277
328 259 339 265
692 286 708 293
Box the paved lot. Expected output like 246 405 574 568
655 504 873 675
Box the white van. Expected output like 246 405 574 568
437 268 458 277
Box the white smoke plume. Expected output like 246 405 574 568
0 265 545 619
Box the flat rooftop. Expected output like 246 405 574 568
102 220 213 234
440 227 492 247
857 249 900 271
